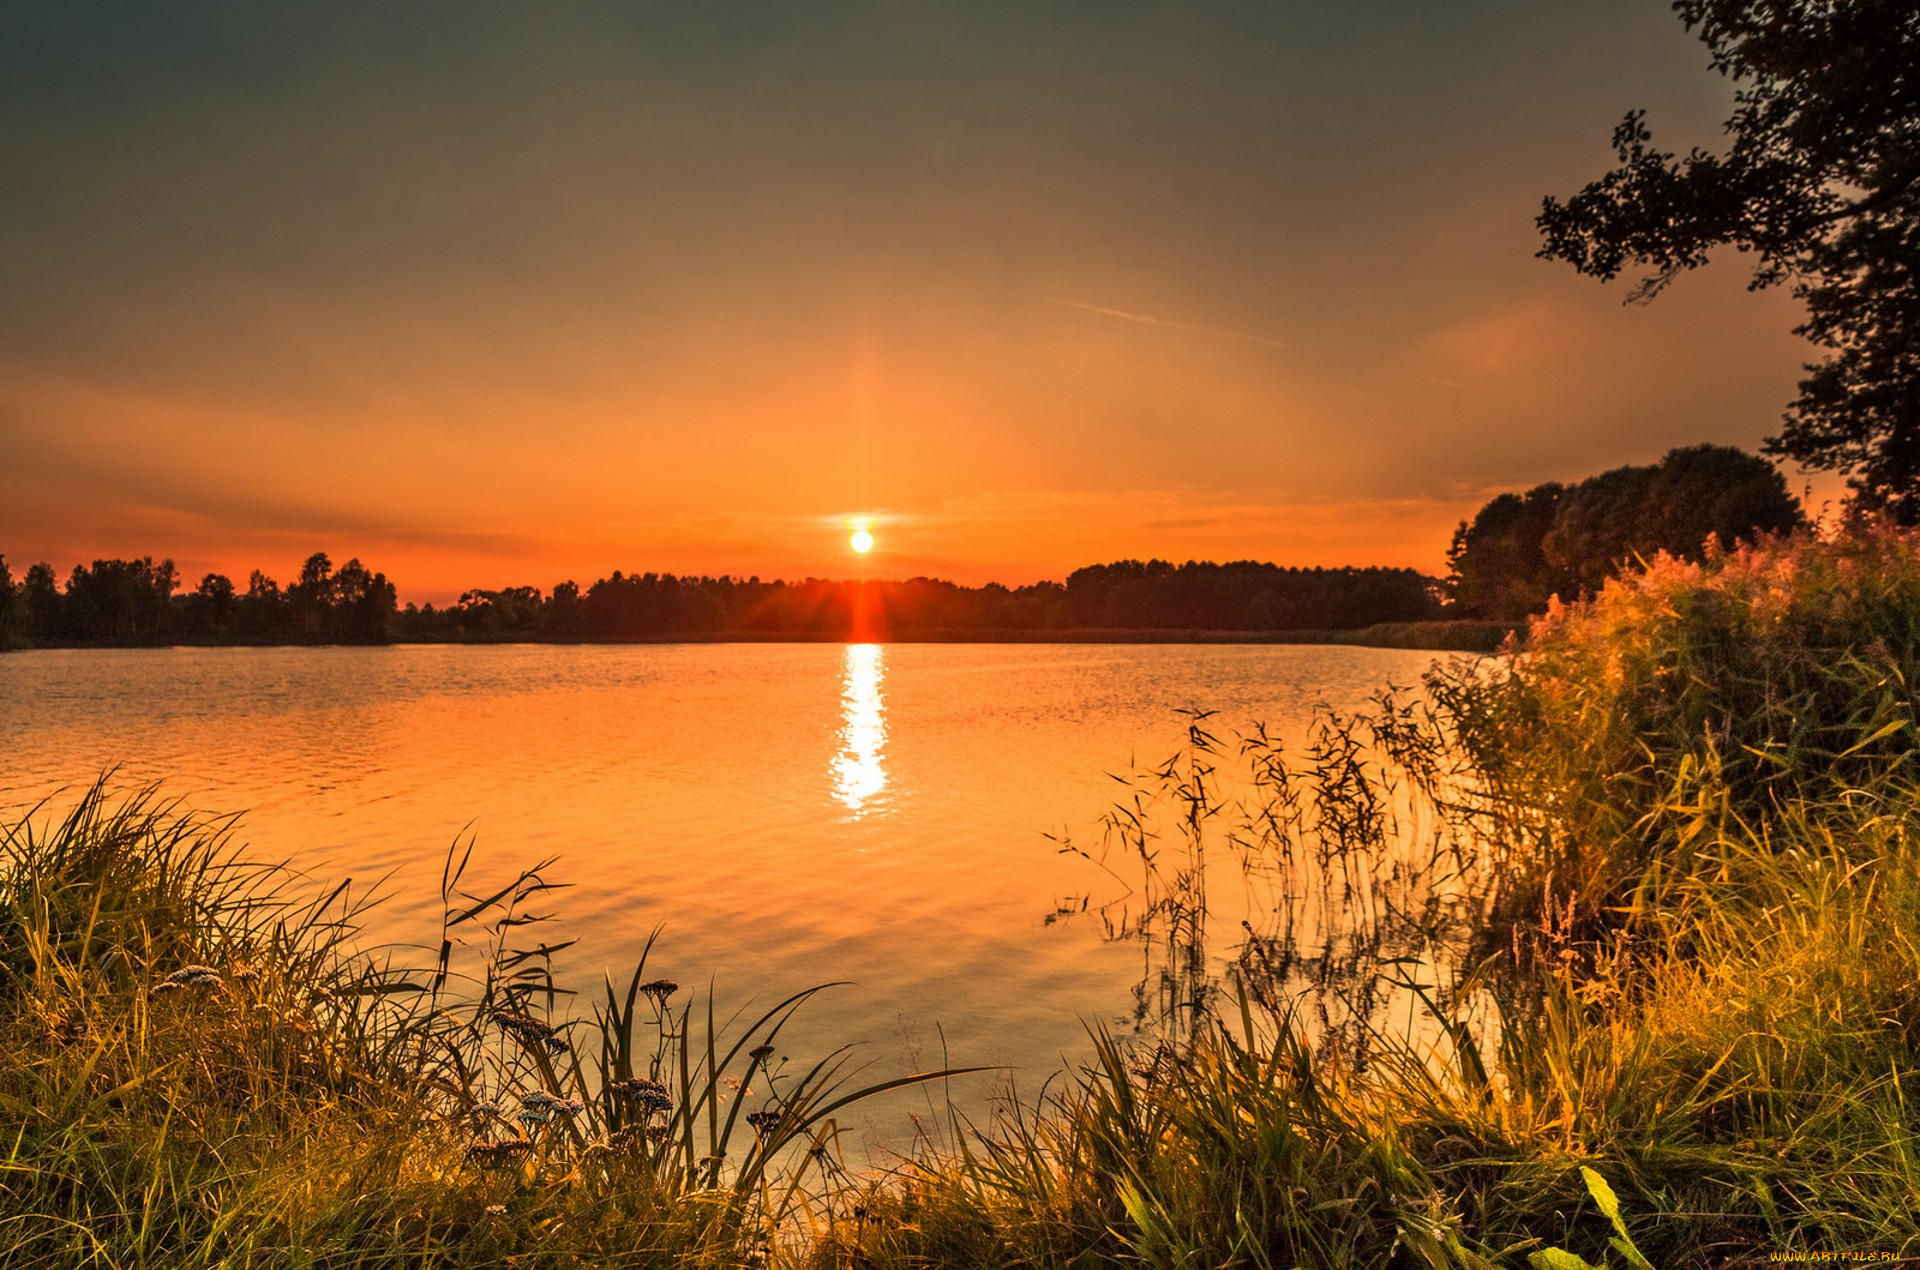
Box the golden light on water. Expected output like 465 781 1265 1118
831 643 887 813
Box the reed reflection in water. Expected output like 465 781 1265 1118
831 643 888 813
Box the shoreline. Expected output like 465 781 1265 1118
2 618 1515 655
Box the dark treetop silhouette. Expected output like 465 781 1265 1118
1445 444 1805 622
1538 0 1920 520
0 553 1441 647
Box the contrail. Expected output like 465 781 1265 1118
1052 300 1292 351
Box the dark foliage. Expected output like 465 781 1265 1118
1447 444 1804 619
1446 484 1567 622
1538 0 1920 519
57 557 177 645
1060 560 1437 632
0 555 21 647
1 551 1441 648
398 560 1441 643
4 551 398 648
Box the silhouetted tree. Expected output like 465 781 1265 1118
542 580 583 639
1645 441 1806 554
1065 560 1439 631
450 585 545 639
1447 485 1568 622
1540 469 1655 597
394 601 454 643
21 563 60 644
0 556 21 647
1449 446 1805 617
328 557 397 643
1539 0 1920 519
285 552 335 640
179 573 238 641
61 558 176 644
1543 445 1805 594
237 570 286 642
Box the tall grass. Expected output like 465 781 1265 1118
1435 526 1920 941
822 530 1920 1267
12 529 1920 1266
1051 696 1488 1061
0 783 970 1268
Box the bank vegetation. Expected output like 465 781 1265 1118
5 528 1919 1265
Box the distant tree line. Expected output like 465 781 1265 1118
397 561 1442 642
0 551 1442 648
0 552 397 648
1445 444 1806 620
0 445 1805 648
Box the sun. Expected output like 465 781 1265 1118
849 528 875 554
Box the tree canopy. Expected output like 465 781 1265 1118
1448 444 1805 620
1 552 398 647
0 556 21 648
1538 0 1920 519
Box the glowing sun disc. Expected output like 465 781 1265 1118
849 528 875 554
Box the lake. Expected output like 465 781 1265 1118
0 642 1447 1153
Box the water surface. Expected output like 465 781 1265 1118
1 642 1443 1149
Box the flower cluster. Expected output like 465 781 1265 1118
490 1010 569 1054
609 1076 672 1115
517 1090 585 1124
464 1139 533 1165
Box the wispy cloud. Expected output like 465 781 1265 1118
1052 300 1292 351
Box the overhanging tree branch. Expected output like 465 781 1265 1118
1539 0 1920 521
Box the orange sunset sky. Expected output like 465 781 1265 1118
0 3 1823 603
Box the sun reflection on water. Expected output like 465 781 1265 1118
831 643 887 813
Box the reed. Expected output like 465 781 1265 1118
820 529 1920 1267
1433 526 1920 943
10 528 1920 1265
0 782 971 1268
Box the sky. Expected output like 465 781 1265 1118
0 2 1827 602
